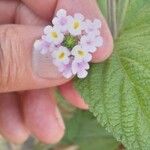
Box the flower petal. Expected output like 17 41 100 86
95 36 103 47
34 40 42 50
74 13 84 21
44 25 52 34
63 70 73 79
52 17 58 25
57 9 67 17
40 48 48 55
72 61 79 75
77 69 88 79
94 19 101 28
84 53 92 62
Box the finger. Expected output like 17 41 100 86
0 25 70 93
59 81 89 110
0 0 47 25
0 0 19 24
21 89 65 144
15 3 48 25
21 0 57 20
56 0 113 63
0 93 29 144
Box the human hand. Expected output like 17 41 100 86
0 0 113 144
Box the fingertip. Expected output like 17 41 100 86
22 89 65 144
41 124 65 144
59 82 89 110
0 93 29 144
4 129 29 144
92 29 113 63
41 107 65 144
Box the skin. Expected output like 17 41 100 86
0 0 113 144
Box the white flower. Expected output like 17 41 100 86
71 45 92 62
84 19 101 35
52 9 68 32
44 25 64 45
34 40 43 51
68 13 84 36
72 61 90 78
52 46 70 65
34 40 50 55
80 34 103 53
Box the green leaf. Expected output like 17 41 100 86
73 0 150 149
62 111 119 150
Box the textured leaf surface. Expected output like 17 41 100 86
62 111 119 150
74 0 150 149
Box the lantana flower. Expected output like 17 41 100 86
33 9 103 79
68 13 84 36
44 26 64 45
52 9 68 32
52 46 70 65
71 45 92 62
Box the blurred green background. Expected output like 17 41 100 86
0 0 127 150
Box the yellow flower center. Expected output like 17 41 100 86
51 32 58 39
59 52 65 60
78 50 85 57
73 21 80 29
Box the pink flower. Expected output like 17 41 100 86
72 61 90 78
58 62 73 79
84 19 101 36
68 13 85 36
80 34 103 53
71 45 92 62
43 25 64 45
52 9 68 32
52 46 71 65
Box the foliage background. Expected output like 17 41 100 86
73 0 150 149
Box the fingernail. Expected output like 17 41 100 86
55 108 65 130
32 40 63 79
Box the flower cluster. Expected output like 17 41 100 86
34 9 103 79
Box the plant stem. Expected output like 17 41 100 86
118 144 126 150
117 0 129 33
107 0 117 39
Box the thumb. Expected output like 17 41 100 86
0 25 69 93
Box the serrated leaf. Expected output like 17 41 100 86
73 0 150 149
62 111 119 150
